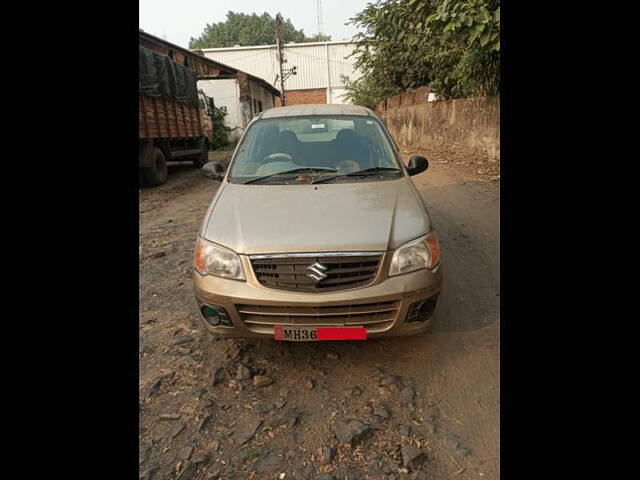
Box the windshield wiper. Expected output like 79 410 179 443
347 167 401 176
312 167 401 184
242 167 337 184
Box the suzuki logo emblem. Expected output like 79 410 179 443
306 262 328 282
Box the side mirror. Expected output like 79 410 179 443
406 155 428 176
202 161 226 180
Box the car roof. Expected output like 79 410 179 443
259 104 375 119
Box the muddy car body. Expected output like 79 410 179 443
193 104 442 340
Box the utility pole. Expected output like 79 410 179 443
276 13 286 106
317 0 324 39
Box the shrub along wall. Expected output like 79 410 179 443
376 93 500 162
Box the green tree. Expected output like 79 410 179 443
342 74 396 110
345 0 499 107
189 11 331 49
306 33 333 42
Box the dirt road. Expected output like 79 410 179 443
139 151 500 480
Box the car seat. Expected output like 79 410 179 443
276 130 301 163
258 124 279 158
331 129 369 168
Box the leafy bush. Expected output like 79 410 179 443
210 105 231 150
345 0 500 107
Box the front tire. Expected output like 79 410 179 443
139 168 147 187
142 148 168 186
193 140 209 169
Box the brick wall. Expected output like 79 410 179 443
275 88 327 106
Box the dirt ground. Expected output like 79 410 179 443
139 148 500 480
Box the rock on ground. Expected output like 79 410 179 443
322 446 335 462
212 367 228 386
379 375 402 387
236 363 252 380
332 419 373 446
252 450 282 474
253 375 273 387
232 417 263 445
373 403 390 419
400 386 415 404
401 444 425 470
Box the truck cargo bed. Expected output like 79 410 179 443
139 96 202 140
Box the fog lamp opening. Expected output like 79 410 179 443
406 295 439 323
200 305 232 327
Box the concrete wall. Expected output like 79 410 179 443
377 94 500 161
198 78 244 142
248 78 275 114
329 87 350 105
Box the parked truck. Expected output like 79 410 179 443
139 45 214 186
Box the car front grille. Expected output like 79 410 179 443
236 299 400 334
249 253 384 293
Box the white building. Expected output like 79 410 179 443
198 74 279 142
194 41 362 107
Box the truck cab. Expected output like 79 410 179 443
198 90 215 149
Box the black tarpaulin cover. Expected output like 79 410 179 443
153 52 171 98
139 45 198 106
139 46 159 97
184 68 199 107
167 59 187 104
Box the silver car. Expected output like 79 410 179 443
194 104 442 341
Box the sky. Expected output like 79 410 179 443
139 0 371 49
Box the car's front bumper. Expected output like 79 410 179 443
193 256 442 339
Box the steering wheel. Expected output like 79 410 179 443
336 159 360 174
262 153 293 164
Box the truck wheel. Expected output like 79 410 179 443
142 148 168 186
193 141 209 169
139 168 147 187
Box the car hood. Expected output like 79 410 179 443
202 178 431 255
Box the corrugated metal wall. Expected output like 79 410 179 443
206 47 281 88
327 43 360 86
200 42 362 100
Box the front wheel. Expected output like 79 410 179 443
142 148 168 186
193 140 209 169
139 168 147 188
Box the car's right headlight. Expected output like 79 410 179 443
193 237 245 280
389 232 441 276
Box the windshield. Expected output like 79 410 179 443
228 115 402 184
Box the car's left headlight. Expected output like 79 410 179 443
193 237 245 280
389 232 440 276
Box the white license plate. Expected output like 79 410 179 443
274 325 367 341
274 326 318 341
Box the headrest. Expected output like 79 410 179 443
278 130 298 142
336 129 356 142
